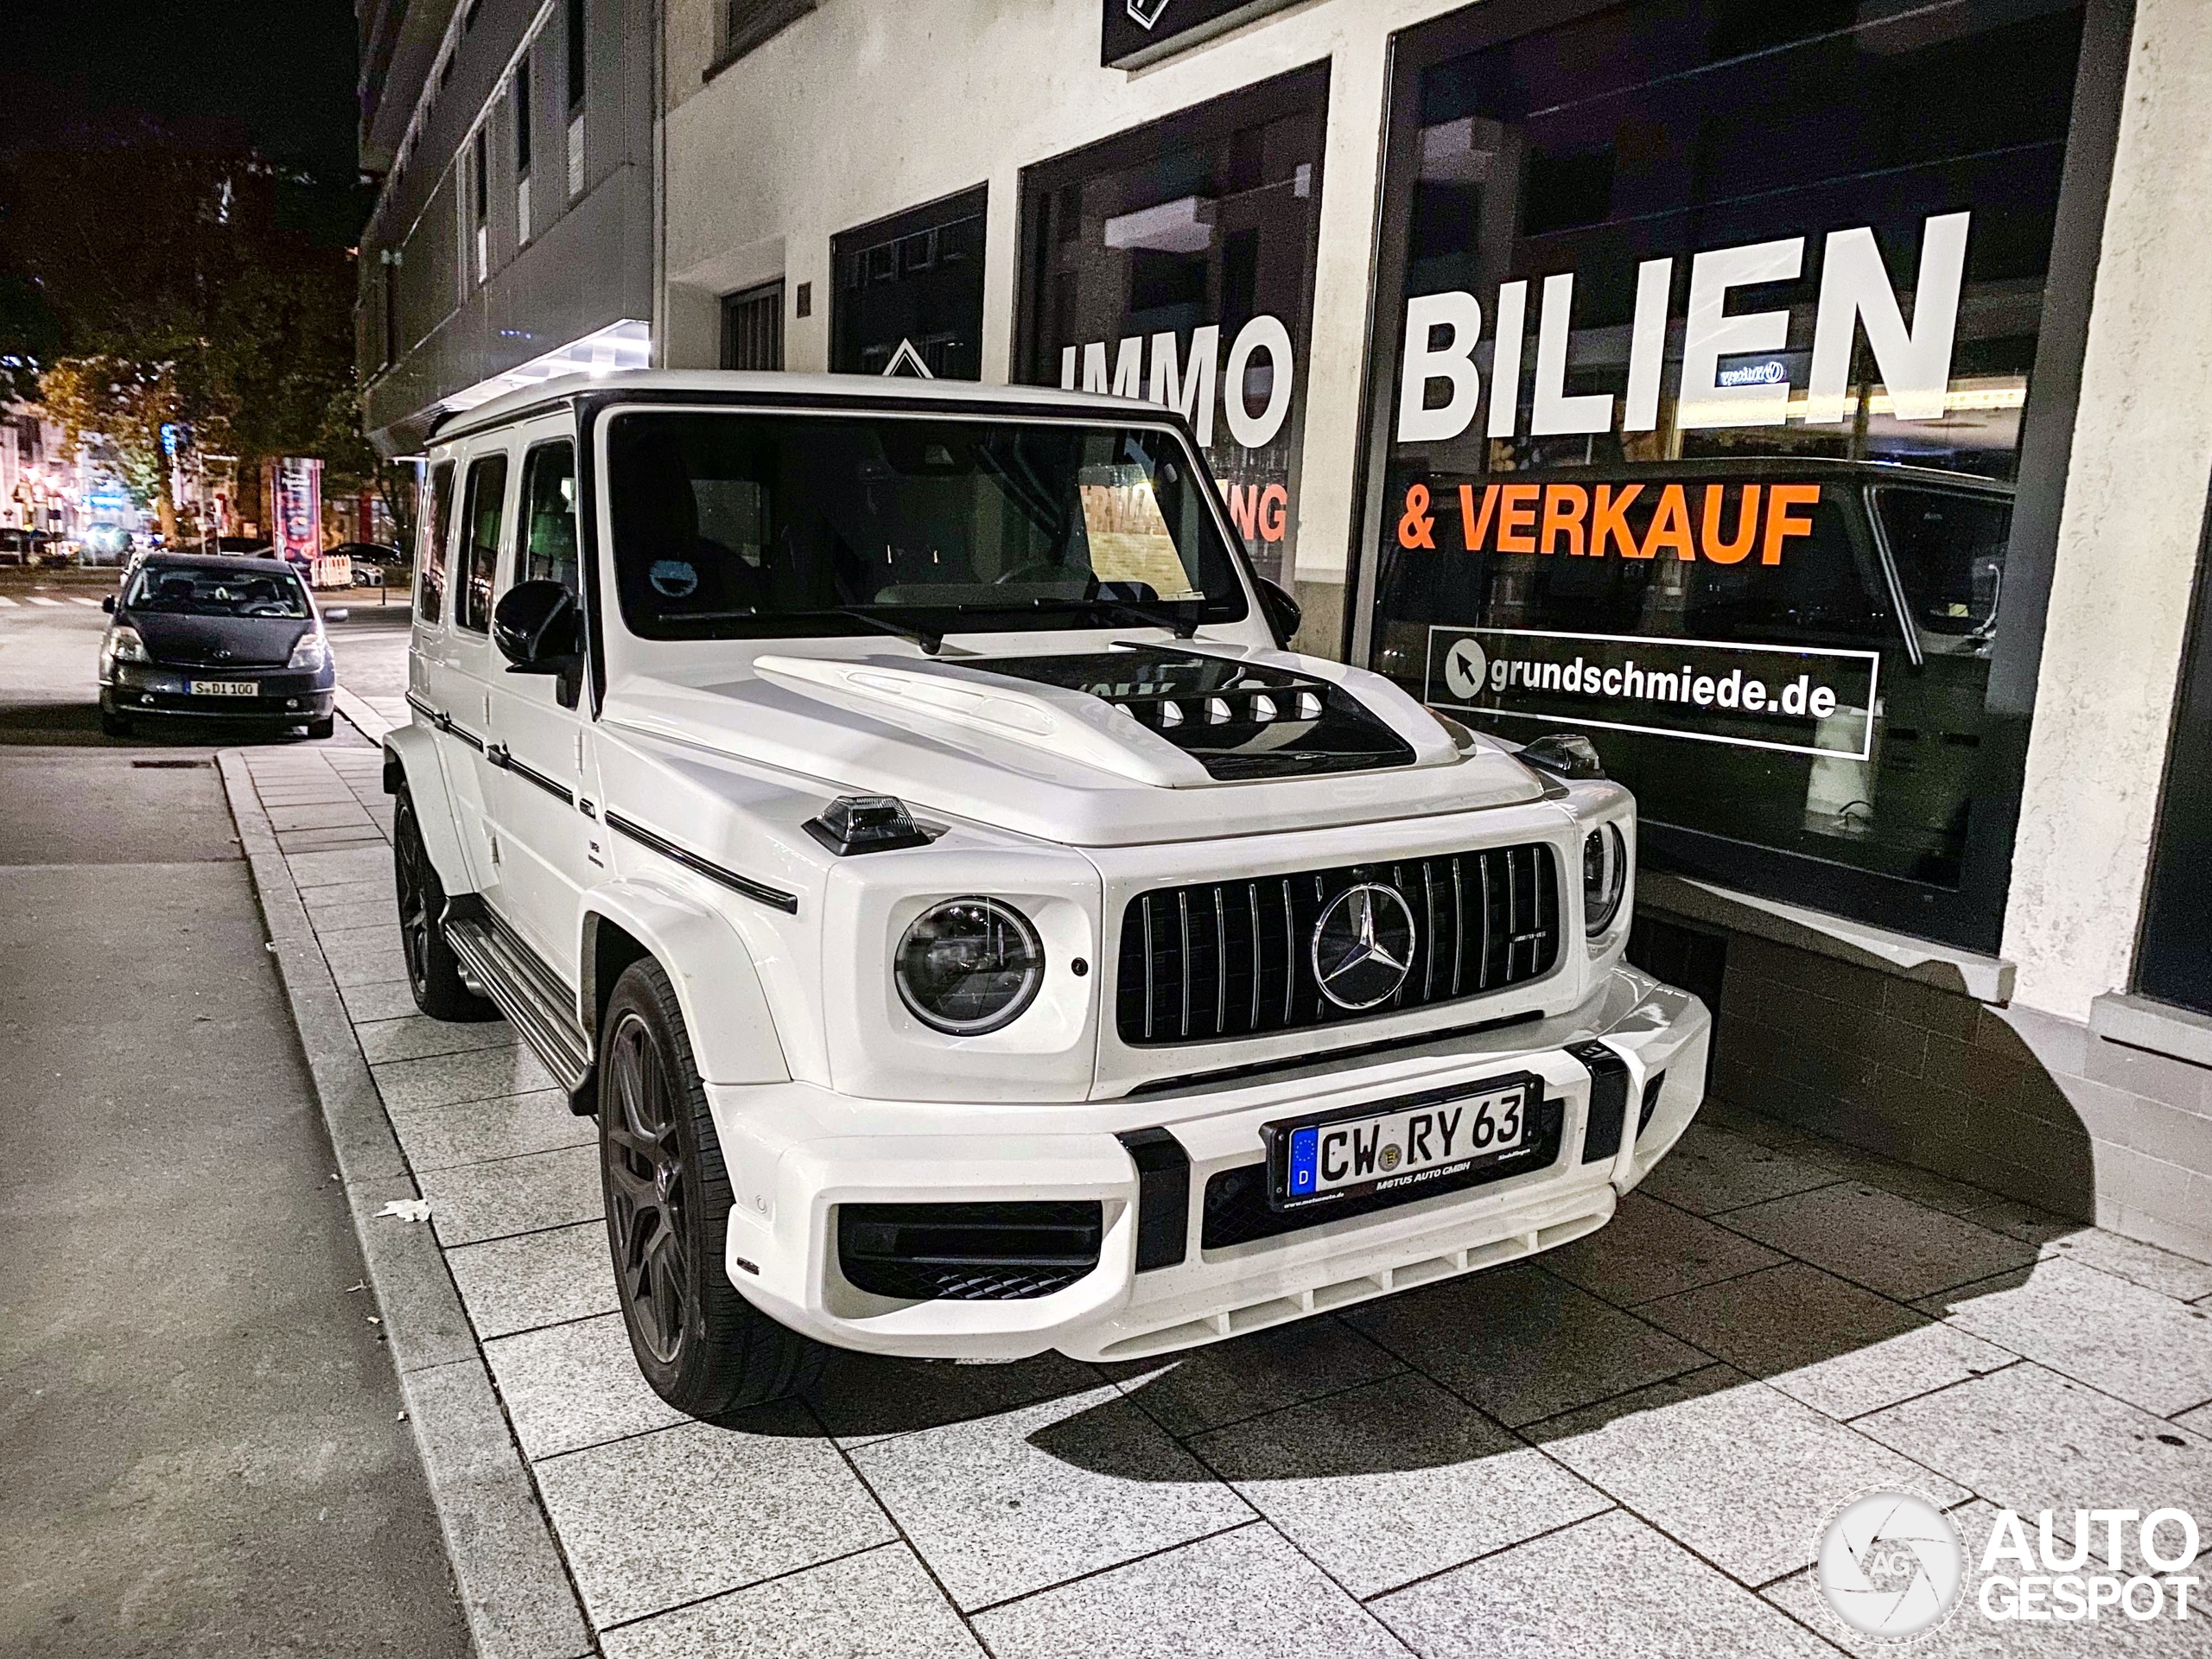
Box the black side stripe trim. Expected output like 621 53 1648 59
486 745 575 807
409 695 486 752
604 811 799 914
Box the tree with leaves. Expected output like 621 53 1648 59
37 356 193 537
0 120 372 537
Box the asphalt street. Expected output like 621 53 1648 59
0 571 469 1658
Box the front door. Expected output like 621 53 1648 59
482 421 594 975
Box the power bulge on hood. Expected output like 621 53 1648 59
385 370 1709 1419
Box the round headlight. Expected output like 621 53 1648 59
1583 823 1628 936
894 897 1046 1034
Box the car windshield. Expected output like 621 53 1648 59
1876 486 2011 637
127 563 311 620
604 410 1250 640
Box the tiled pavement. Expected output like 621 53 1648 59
234 738 2212 1658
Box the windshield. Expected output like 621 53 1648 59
604 411 1250 641
127 563 312 620
1876 486 2010 637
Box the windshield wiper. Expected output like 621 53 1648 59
831 606 943 655
1027 595 1201 639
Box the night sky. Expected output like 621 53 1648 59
0 0 359 171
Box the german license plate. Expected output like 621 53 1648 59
1264 1072 1544 1211
189 680 259 697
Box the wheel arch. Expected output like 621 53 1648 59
580 883 790 1087
383 725 473 895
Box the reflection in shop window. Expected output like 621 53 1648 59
1368 0 2088 946
1018 67 1326 588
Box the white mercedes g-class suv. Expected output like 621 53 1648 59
385 370 1707 1416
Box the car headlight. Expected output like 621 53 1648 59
1583 823 1628 936
894 897 1046 1034
102 625 149 668
288 631 327 671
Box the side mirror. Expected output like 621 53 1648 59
101 594 116 613
1255 576 1301 646
323 607 350 623
1518 733 1606 780
493 580 581 673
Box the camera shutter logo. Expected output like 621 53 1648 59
1311 883 1417 1010
1441 637 1488 702
1819 1491 1964 1638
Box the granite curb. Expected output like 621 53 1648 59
334 683 395 744
218 747 595 1659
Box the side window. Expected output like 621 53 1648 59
518 441 578 593
1683 493 1891 647
419 461 456 625
457 452 509 632
1877 487 2010 639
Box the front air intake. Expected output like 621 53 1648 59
836 1201 1104 1301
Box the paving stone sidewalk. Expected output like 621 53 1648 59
234 738 2212 1658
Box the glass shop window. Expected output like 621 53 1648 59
1016 65 1327 588
1365 0 2085 946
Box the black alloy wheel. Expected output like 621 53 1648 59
392 786 497 1021
597 957 824 1416
604 1006 691 1365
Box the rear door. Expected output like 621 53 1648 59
442 439 517 904
409 452 497 893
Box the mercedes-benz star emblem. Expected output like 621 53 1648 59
1311 883 1417 1010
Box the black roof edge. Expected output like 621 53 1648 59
427 383 1207 450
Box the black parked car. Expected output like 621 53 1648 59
98 553 345 739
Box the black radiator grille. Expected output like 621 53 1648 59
1116 843 1560 1046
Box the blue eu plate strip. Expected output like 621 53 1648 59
1288 1126 1319 1195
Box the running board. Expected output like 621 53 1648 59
442 899 594 1095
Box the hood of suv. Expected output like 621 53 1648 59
602 643 1549 847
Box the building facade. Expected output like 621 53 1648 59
655 0 2212 1260
356 0 657 457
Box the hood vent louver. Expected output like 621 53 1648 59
971 649 1414 782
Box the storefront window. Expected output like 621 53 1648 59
1361 0 2091 946
1017 66 1327 588
831 187 987 380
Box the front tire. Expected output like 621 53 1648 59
305 715 336 740
99 709 131 738
393 785 498 1021
600 957 823 1416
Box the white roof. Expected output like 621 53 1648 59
432 368 1160 442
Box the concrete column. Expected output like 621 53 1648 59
2005 0 2212 1020
1293 35 1392 596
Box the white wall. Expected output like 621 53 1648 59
662 0 1484 593
2004 0 2212 1020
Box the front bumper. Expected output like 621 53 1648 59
711 963 1709 1363
103 666 334 721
